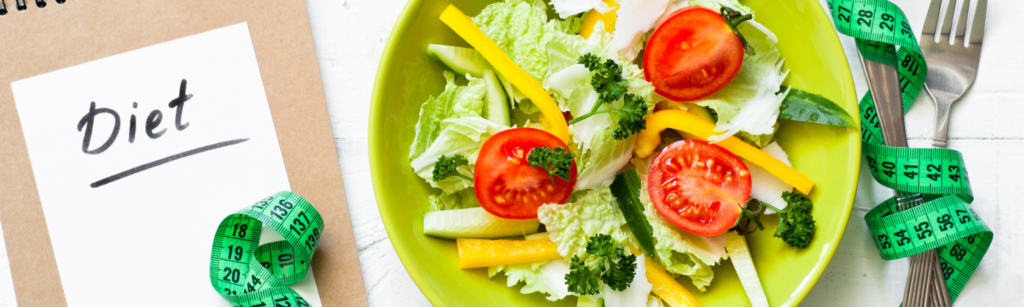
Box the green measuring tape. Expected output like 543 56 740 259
825 0 992 302
210 191 325 306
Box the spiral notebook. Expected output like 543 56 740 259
0 1 367 306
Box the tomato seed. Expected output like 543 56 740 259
664 193 679 207
661 178 679 191
664 158 681 173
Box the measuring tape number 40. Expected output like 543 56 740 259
826 0 992 303
210 191 325 307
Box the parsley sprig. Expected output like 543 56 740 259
569 54 649 140
732 191 816 248
565 234 638 295
578 53 628 103
527 147 574 184
768 191 816 248
431 154 472 182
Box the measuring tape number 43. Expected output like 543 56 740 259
210 191 325 307
826 0 993 303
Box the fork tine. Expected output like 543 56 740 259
953 0 970 41
922 0 942 36
940 0 958 37
969 0 987 44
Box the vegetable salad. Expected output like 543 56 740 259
408 0 854 306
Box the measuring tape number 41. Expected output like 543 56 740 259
210 191 325 307
826 0 993 303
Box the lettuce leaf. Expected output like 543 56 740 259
410 117 505 194
427 189 481 212
632 156 727 291
611 0 671 61
537 187 638 267
472 0 585 87
550 0 616 19
488 259 573 301
409 71 488 159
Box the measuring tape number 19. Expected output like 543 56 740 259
825 0 992 303
210 191 325 307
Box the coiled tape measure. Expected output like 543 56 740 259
826 0 991 302
210 191 324 306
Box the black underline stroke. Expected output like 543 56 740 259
90 138 250 188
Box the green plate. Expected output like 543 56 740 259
369 0 859 306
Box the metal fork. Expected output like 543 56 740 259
903 0 987 306
923 0 986 148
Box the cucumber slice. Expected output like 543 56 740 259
726 232 769 307
423 207 539 239
610 169 656 259
481 69 511 126
427 44 491 78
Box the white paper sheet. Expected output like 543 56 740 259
10 23 322 306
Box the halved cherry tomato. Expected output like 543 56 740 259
648 140 751 236
475 128 577 219
644 7 744 102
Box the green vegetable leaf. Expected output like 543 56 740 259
612 93 649 140
409 71 487 160
570 54 649 140
565 234 637 295
579 54 627 103
488 259 573 301
609 169 657 260
566 255 601 295
537 187 638 264
602 253 637 291
779 86 857 128
585 233 619 258
426 189 480 212
431 154 471 182
410 117 504 194
527 146 574 184
762 191 816 248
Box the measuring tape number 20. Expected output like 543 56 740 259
210 191 325 307
826 0 993 303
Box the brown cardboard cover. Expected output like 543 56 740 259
0 1 367 306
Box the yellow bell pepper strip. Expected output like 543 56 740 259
634 110 815 195
579 0 619 39
440 5 570 144
646 255 703 307
456 238 562 269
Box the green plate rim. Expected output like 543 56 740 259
368 0 861 305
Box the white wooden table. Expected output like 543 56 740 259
1 0 1021 306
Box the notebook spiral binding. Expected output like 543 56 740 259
0 0 67 15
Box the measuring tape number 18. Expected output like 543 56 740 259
210 191 325 307
826 0 993 303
